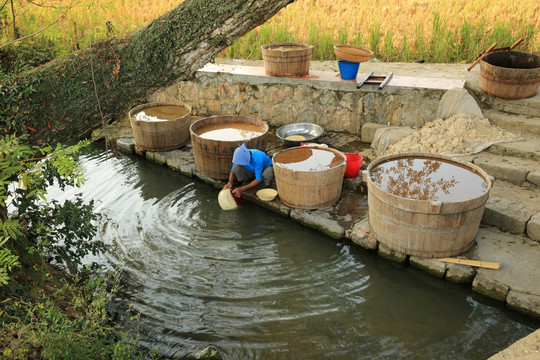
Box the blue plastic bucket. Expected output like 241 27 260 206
338 60 360 80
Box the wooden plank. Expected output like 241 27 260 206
356 72 374 89
437 257 500 270
379 72 393 89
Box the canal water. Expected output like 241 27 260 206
49 145 538 359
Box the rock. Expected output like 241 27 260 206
197 346 223 360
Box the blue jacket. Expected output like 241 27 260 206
232 149 272 181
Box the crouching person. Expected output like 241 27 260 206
223 144 274 197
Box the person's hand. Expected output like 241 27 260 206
232 187 243 197
223 182 232 190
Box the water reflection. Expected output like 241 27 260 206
370 157 488 202
46 145 537 359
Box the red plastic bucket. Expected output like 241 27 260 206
344 152 363 178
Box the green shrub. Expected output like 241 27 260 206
0 135 105 283
0 269 148 360
0 38 58 75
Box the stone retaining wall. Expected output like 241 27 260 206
147 64 450 134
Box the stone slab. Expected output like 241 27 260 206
347 218 378 250
445 263 476 284
483 109 540 137
409 256 447 278
148 150 175 166
527 212 540 242
116 138 135 153
528 171 540 187
470 227 540 312
473 152 536 186
243 191 291 217
483 180 539 234
378 243 408 263
167 150 196 177
290 209 345 239
507 291 540 319
487 136 540 161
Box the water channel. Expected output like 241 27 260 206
49 144 539 359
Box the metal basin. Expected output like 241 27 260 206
276 123 324 146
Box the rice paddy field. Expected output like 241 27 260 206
2 0 539 63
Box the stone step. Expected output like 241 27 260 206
484 135 540 161
482 179 540 241
469 152 540 187
466 82 540 118
483 109 540 137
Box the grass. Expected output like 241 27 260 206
1 0 539 63
0 262 154 359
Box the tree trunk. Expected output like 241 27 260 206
15 0 295 146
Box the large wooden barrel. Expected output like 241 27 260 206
190 115 268 180
129 102 192 151
480 51 540 100
366 153 492 258
261 43 314 77
273 146 346 209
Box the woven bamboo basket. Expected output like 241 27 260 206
334 45 373 63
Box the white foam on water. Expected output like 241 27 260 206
134 110 168 122
199 128 263 141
